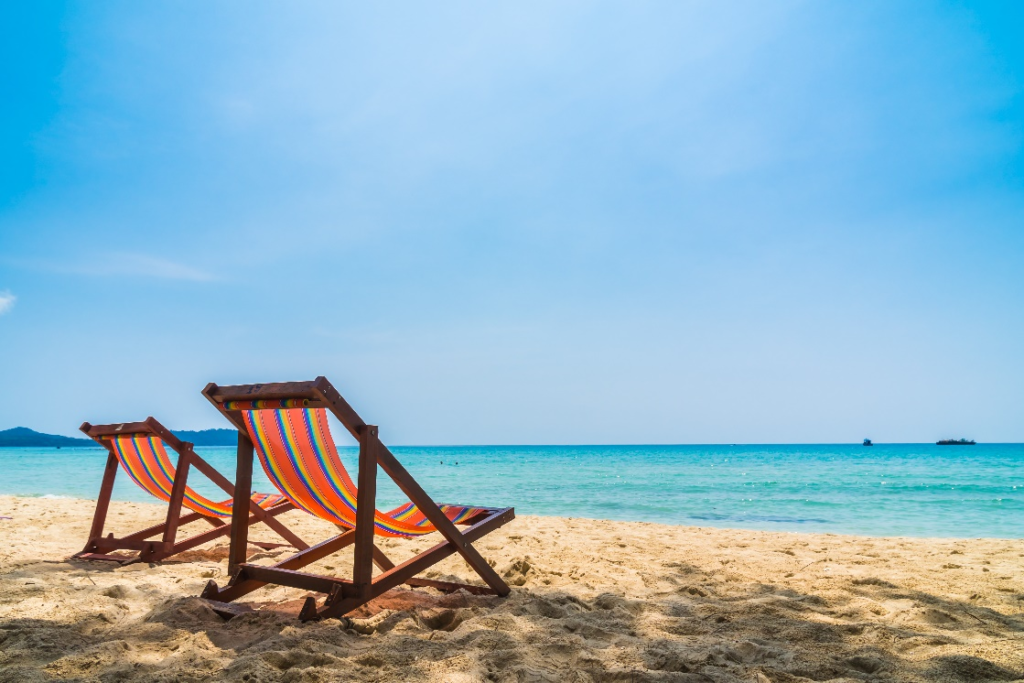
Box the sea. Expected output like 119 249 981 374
1 443 1021 538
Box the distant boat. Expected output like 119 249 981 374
936 438 976 446
863 439 873 446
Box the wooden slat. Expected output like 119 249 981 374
229 432 255 575
82 421 156 437
144 418 188 452
161 450 191 545
121 511 206 542
204 529 357 603
202 384 249 432
369 507 514 596
275 529 357 570
373 438 512 596
148 504 292 562
247 503 307 549
239 565 353 595
80 505 296 564
84 451 119 543
370 546 496 592
312 506 514 620
372 545 396 571
206 381 319 403
352 426 378 593
146 520 231 560
188 453 309 550
187 451 239 496
311 377 366 440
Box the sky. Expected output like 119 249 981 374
1 1 1022 444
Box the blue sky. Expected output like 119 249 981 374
1 1 1022 444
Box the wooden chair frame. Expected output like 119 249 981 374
199 377 515 621
76 417 309 565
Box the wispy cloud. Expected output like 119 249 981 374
0 291 15 315
80 253 216 282
5 253 216 282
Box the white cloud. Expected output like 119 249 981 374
0 291 15 315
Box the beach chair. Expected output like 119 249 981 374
76 417 309 565
199 377 515 621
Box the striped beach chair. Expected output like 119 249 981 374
199 377 515 621
77 417 308 565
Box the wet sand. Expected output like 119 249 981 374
0 495 1021 682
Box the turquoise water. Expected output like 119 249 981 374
1 444 1021 538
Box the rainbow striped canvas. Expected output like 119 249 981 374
106 434 287 518
242 407 483 537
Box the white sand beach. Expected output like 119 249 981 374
0 495 1022 682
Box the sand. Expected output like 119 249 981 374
0 495 1021 682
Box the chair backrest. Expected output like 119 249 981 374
240 407 477 537
105 434 273 518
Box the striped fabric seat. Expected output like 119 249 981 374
107 435 288 518
242 407 484 537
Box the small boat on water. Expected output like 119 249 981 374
863 439 873 446
936 438 976 446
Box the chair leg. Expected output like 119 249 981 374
372 544 493 594
77 504 302 565
309 507 513 620
371 435 511 596
203 528 358 612
76 452 119 556
213 506 515 622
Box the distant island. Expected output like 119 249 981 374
936 438 976 446
0 427 93 447
0 426 239 448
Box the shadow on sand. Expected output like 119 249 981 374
1 556 1022 682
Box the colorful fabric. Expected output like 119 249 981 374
224 399 310 411
106 435 288 518
241 407 483 537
